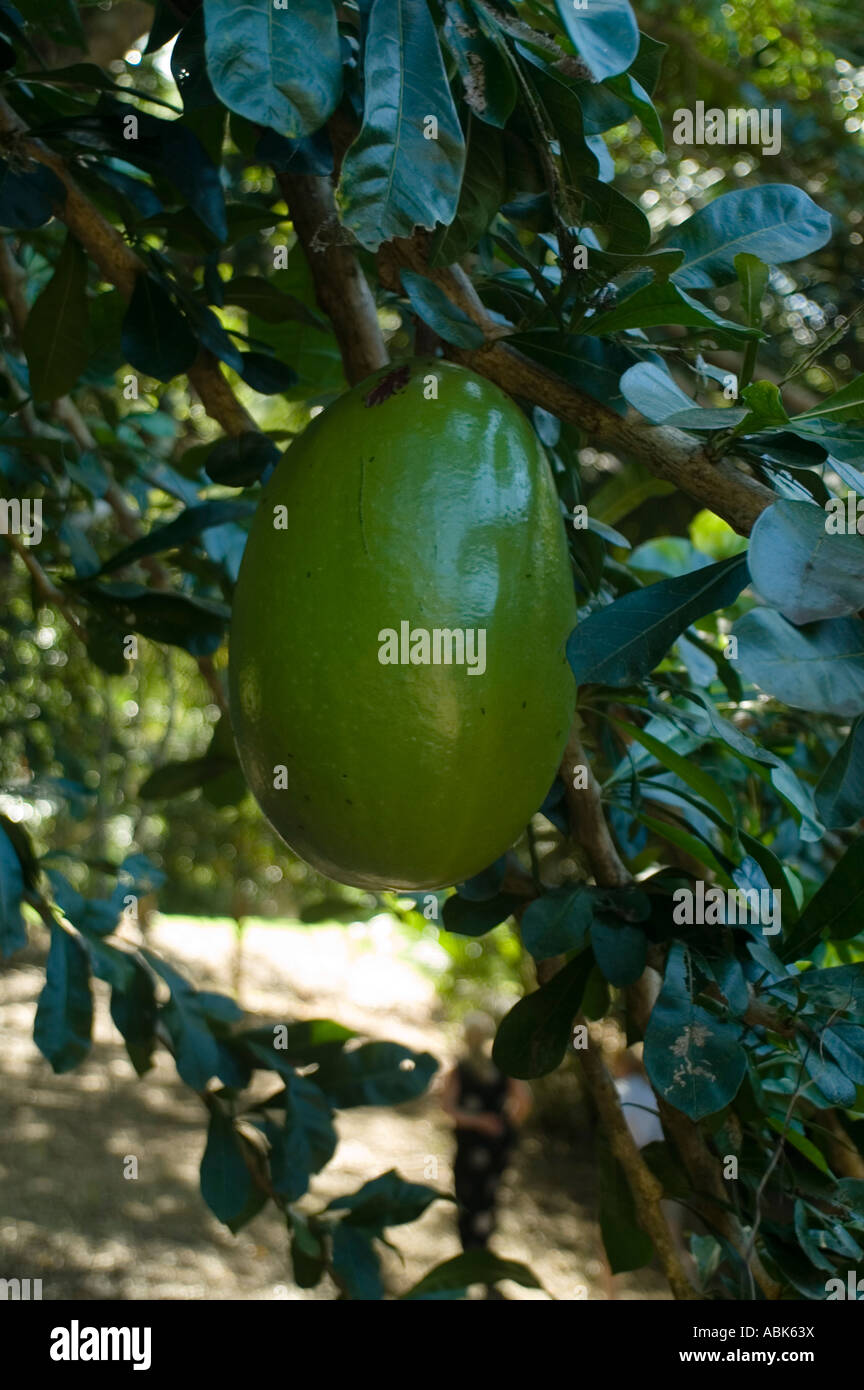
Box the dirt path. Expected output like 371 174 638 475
0 916 668 1301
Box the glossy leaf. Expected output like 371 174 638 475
400 269 485 348
442 0 517 128
339 0 466 250
121 275 198 381
0 823 26 957
815 718 864 827
204 0 342 138
313 1041 437 1107
553 0 639 81
733 610 864 718
521 886 594 961
748 500 864 624
668 185 833 290
567 555 748 686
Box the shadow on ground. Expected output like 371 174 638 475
0 917 669 1301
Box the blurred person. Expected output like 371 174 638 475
441 1011 532 1255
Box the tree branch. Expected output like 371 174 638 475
277 172 389 386
378 238 775 536
0 93 257 437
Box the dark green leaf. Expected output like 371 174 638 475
239 351 299 395
442 890 520 936
339 0 465 250
265 1074 337 1201
204 0 342 137
34 925 93 1073
816 718 864 828
567 555 748 686
429 117 505 265
121 275 198 381
221 274 324 327
109 961 158 1077
733 611 864 718
22 233 90 400
327 1169 443 1230
748 500 864 623
313 1041 437 1107
200 1109 259 1230
492 951 595 1079
782 836 864 959
401 1249 543 1298
139 755 237 800
597 1136 654 1272
553 0 639 81
587 280 760 340
0 823 26 957
521 886 594 961
668 185 833 290
644 943 746 1120
330 1223 383 1299
590 915 646 986
400 269 485 348
442 0 517 128
205 431 280 486
0 159 65 229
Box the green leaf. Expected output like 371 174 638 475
205 431 280 486
733 611 864 718
611 718 737 828
221 274 324 328
330 1223 384 1299
0 823 26 957
200 1109 260 1230
581 176 651 255
816 718 864 828
290 1212 327 1289
507 331 637 416
644 943 746 1120
668 185 833 290
203 0 341 137
553 0 639 81
99 500 254 575
401 1249 543 1298
313 1041 437 1107
22 233 90 400
327 1169 443 1230
339 0 466 251
239 351 299 395
619 362 695 423
429 116 505 265
0 159 65 229
521 886 594 961
139 755 237 800
783 836 864 959
109 961 157 1077
748 500 864 624
121 274 198 381
587 280 760 340
597 1136 654 1272
567 555 748 686
492 951 595 1079
604 69 664 149
265 1074 337 1201
34 925 93 1073
794 373 864 424
590 915 646 986
735 252 770 327
442 890 520 935
400 269 485 348
144 952 241 1090
80 581 230 657
442 0 517 128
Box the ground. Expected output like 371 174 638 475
0 915 669 1301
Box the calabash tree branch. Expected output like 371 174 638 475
0 94 257 437
378 238 775 536
277 171 389 386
